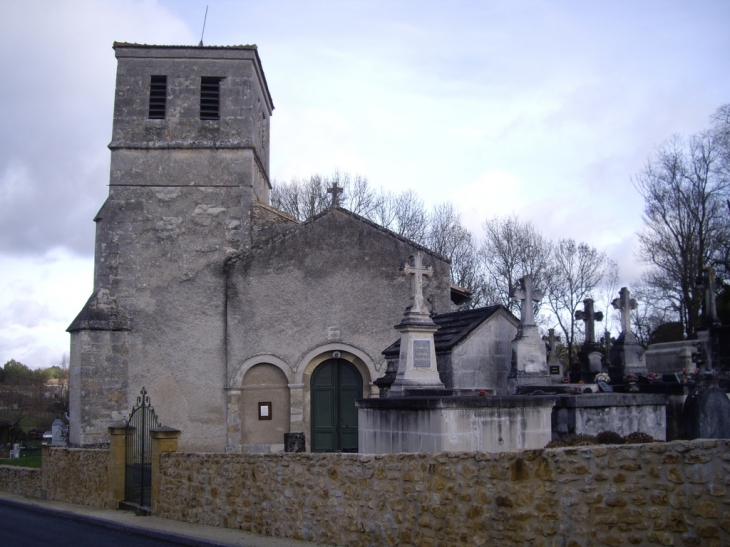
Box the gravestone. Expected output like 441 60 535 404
389 252 445 395
543 328 563 381
683 385 730 440
575 299 604 382
608 287 647 381
508 275 549 393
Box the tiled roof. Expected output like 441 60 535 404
383 305 517 357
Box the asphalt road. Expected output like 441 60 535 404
0 503 222 547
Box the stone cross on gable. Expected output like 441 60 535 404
403 252 433 316
611 287 637 337
327 182 343 208
575 299 603 345
510 275 542 326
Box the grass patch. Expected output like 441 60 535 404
0 452 42 468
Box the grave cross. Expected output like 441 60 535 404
510 275 543 326
611 287 637 338
544 328 561 361
575 299 603 345
327 182 343 208
403 252 433 316
696 267 721 328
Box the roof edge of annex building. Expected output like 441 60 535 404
112 41 274 112
307 207 452 265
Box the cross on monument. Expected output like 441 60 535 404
611 287 637 339
696 267 721 328
604 330 613 354
403 252 433 316
510 275 543 326
327 182 343 208
546 328 561 361
575 299 603 345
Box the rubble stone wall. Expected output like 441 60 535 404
156 440 730 547
42 448 110 508
0 465 41 499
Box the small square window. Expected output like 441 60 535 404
258 402 272 420
200 76 223 120
148 75 167 119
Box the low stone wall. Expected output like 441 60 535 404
42 447 110 508
552 393 667 441
157 440 730 547
359 396 555 453
0 465 41 499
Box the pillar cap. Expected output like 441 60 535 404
108 422 132 434
150 426 182 439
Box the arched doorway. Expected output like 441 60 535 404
310 358 362 452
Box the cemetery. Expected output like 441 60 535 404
2 40 729 546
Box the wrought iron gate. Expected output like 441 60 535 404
124 387 160 509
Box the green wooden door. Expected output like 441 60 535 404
311 359 362 452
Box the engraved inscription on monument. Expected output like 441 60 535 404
413 340 431 368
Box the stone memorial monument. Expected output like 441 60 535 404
575 298 604 382
608 287 647 381
544 328 563 381
696 267 724 371
389 252 445 394
508 275 549 393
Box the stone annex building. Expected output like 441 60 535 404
68 43 518 453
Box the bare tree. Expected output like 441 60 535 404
391 190 429 244
427 203 483 303
595 260 620 338
270 174 329 220
635 126 729 338
479 215 552 316
544 239 616 367
271 171 388 223
630 280 676 347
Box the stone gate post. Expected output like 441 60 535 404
150 426 181 514
107 424 128 509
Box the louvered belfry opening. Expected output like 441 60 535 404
200 76 223 120
148 75 167 119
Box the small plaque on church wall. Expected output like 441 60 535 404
258 402 272 420
413 340 431 368
549 366 560 375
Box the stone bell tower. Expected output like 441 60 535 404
68 43 274 448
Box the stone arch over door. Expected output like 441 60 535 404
226 355 294 453
296 344 376 452
240 363 290 452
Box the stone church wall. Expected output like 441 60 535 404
226 209 454 449
155 440 730 547
228 209 453 377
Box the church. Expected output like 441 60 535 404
67 43 517 453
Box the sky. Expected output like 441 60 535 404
1 0 728 369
